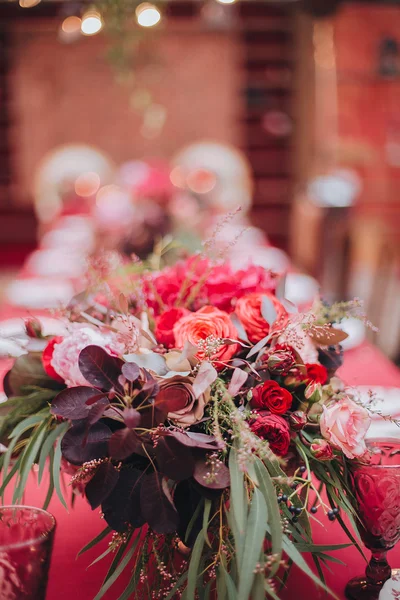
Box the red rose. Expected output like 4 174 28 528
155 307 190 349
235 292 288 344
250 411 290 456
42 337 64 382
251 380 292 415
305 363 328 385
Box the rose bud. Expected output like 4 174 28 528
304 381 322 404
289 410 307 431
25 317 43 338
266 349 295 375
310 439 334 461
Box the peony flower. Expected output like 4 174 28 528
155 307 190 349
320 396 371 459
251 380 292 415
173 306 239 368
305 363 328 385
249 411 290 457
235 292 288 344
155 375 210 427
50 325 125 387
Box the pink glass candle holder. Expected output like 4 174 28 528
345 439 400 600
0 505 56 599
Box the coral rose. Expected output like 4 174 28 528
155 307 190 349
235 293 288 344
320 396 371 459
249 410 290 457
251 380 292 415
155 375 210 427
173 306 239 368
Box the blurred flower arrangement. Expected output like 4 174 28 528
0 236 387 600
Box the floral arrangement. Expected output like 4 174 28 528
0 246 380 600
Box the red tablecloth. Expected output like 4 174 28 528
1 308 400 599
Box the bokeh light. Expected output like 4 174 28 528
169 166 187 189
215 0 237 4
136 3 161 28
81 10 103 36
186 169 217 194
19 0 41 7
61 16 82 34
74 172 101 197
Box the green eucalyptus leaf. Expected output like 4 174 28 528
78 526 112 557
94 534 139 600
237 488 267 600
38 421 70 484
186 529 205 600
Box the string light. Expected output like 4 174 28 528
19 0 41 7
135 3 161 28
59 15 82 42
81 10 103 36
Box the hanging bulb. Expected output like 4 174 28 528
81 10 103 36
135 3 161 28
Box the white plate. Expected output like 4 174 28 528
357 386 400 439
334 317 366 351
5 279 74 309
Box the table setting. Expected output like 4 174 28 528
0 222 399 600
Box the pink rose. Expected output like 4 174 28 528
320 397 371 459
50 325 125 387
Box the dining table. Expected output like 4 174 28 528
1 304 400 600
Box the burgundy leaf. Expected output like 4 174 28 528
227 368 248 396
85 461 119 509
193 457 230 490
78 345 123 391
121 362 140 382
102 467 146 532
109 428 142 460
140 472 179 534
51 386 102 420
2 371 12 398
166 430 221 451
87 397 110 425
61 421 111 465
155 437 195 481
123 407 141 429
192 361 217 398
261 295 277 326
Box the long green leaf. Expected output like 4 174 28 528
252 572 266 600
282 535 339 599
13 419 49 503
78 526 112 557
219 563 237 600
164 571 188 600
237 488 267 600
265 580 281 600
254 458 282 559
38 421 69 484
53 431 68 509
9 414 46 439
202 498 212 548
228 447 246 534
186 529 205 600
43 449 55 511
94 535 140 600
